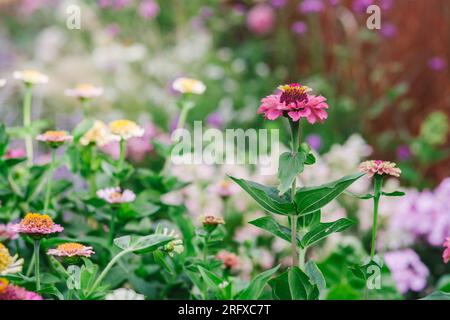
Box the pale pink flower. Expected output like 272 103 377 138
443 237 450 264
359 160 401 178
65 83 103 100
0 223 19 240
47 242 95 258
11 213 63 237
216 250 240 270
209 180 239 198
97 187 136 204
36 130 73 148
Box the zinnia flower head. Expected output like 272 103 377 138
0 243 24 275
80 121 120 147
257 85 329 124
4 148 26 160
36 130 73 148
209 180 239 198
13 69 48 85
216 250 240 270
47 242 95 261
172 77 206 95
11 213 64 238
0 279 43 300
65 83 103 100
443 237 450 264
109 120 145 140
97 187 136 204
246 4 275 34
202 215 225 226
359 160 401 178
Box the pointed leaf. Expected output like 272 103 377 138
237 265 280 300
277 151 306 195
381 191 405 197
249 216 301 246
305 261 326 291
301 218 355 248
295 172 365 215
229 176 295 215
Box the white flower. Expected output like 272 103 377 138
172 77 206 95
97 187 136 204
105 288 145 300
13 69 48 85
80 121 119 147
0 79 6 88
108 120 145 140
0 243 24 275
65 83 103 100
158 227 184 257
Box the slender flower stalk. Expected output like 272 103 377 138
33 239 41 291
118 138 126 175
23 85 33 166
44 149 57 212
108 207 118 246
370 175 383 260
289 118 301 267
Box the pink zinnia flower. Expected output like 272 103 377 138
138 0 160 19
0 223 19 240
48 242 95 258
443 237 450 264
216 251 240 270
359 160 401 177
11 213 64 238
97 187 136 204
36 130 73 148
4 149 26 160
257 84 329 124
246 4 275 34
0 279 43 300
65 83 103 100
209 180 239 198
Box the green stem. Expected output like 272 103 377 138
88 145 97 196
288 118 301 267
44 149 56 212
203 232 210 261
370 176 383 260
33 239 41 291
26 251 35 277
23 85 33 166
108 207 117 246
81 98 90 119
117 139 126 176
88 249 129 296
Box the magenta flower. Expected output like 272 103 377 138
443 238 450 264
428 56 447 71
257 85 329 124
246 4 275 35
138 0 160 19
0 280 43 300
4 149 26 160
291 21 308 35
11 213 63 238
97 187 136 204
358 160 401 177
384 249 429 294
299 0 325 14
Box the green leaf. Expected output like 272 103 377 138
237 265 280 300
229 176 295 215
114 234 174 254
277 151 306 195
72 119 94 142
301 218 355 248
38 285 64 300
305 261 326 291
269 267 319 300
344 191 373 199
0 123 9 157
421 291 450 300
249 216 300 246
381 191 405 197
327 284 359 300
305 153 316 165
295 172 365 215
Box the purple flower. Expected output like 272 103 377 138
206 112 223 128
328 0 340 6
138 0 160 19
306 134 322 150
385 249 429 294
299 0 325 14
427 56 447 71
271 0 287 8
291 21 308 35
396 144 411 161
379 23 397 39
352 0 374 13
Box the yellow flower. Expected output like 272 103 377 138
0 278 8 294
0 243 23 275
13 69 48 85
172 77 206 95
109 120 144 140
80 121 119 147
